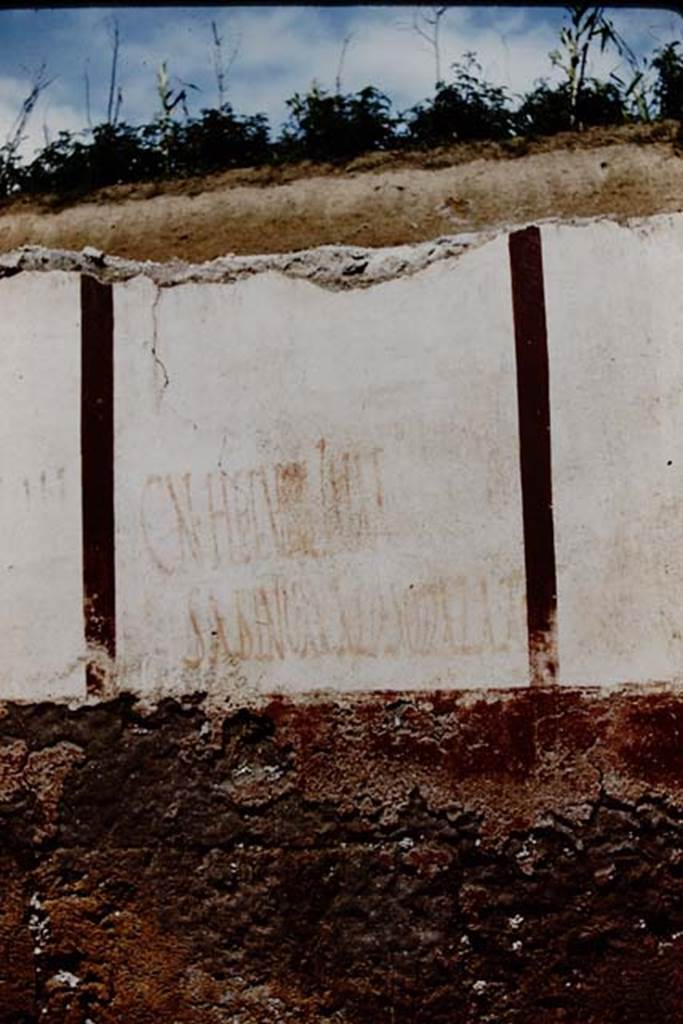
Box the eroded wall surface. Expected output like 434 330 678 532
0 216 681 1023
0 690 680 1023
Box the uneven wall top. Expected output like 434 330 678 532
0 232 483 291
2 214 683 702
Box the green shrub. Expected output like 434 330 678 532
22 107 270 196
652 41 683 120
404 54 513 146
0 151 22 198
514 78 626 136
25 123 158 195
278 84 397 162
180 107 271 174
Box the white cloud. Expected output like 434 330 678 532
213 7 563 124
0 74 84 159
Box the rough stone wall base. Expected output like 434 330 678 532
0 687 680 1023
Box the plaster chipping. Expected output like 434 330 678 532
0 234 486 291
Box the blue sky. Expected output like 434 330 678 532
0 6 680 155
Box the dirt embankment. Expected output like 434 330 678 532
0 122 681 261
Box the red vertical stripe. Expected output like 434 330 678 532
509 226 558 687
80 275 116 696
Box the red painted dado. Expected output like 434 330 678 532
0 686 679 1022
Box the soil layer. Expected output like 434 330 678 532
0 123 681 261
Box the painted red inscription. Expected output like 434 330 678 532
140 439 385 573
183 571 524 667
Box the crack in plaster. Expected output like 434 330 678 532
150 284 170 400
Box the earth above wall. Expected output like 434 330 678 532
0 122 681 262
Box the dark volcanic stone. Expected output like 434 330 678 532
0 688 680 1023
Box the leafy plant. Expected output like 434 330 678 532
550 5 633 129
176 107 270 174
610 51 656 123
24 122 158 196
279 84 397 162
652 41 683 120
515 77 625 136
155 61 198 172
405 53 513 146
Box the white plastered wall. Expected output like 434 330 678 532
2 216 683 700
544 219 683 686
0 273 85 699
114 235 527 696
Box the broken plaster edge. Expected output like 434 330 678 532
0 232 490 291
